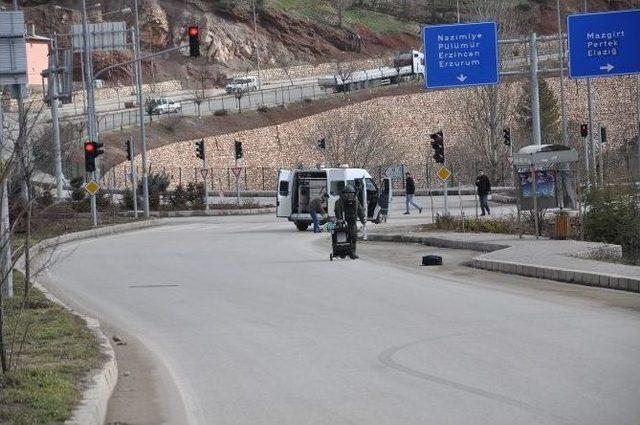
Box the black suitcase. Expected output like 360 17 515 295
330 220 353 261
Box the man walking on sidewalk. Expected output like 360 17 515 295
475 169 492 216
403 172 422 215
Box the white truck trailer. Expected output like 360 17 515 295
317 50 424 92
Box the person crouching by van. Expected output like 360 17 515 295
334 185 366 259
310 193 329 233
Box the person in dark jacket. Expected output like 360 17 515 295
334 185 365 259
309 193 329 233
403 172 423 215
475 170 492 216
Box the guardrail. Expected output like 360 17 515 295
59 82 329 133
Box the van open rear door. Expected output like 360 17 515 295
383 177 392 217
276 170 294 218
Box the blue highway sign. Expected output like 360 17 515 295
567 9 640 79
423 21 499 89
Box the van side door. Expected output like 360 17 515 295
276 170 294 218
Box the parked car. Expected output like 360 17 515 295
225 76 259 94
150 98 182 114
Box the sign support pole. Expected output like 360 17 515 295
530 32 542 146
443 171 449 216
637 75 640 182
203 155 209 212
556 0 569 145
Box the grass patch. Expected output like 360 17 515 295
344 8 418 33
270 0 417 33
0 272 103 424
417 214 521 235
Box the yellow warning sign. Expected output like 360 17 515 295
84 180 100 196
436 166 452 183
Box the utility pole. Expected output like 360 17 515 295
530 32 542 145
49 34 64 200
252 0 261 90
556 0 569 145
133 0 150 217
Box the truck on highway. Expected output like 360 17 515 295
317 50 424 92
277 167 392 231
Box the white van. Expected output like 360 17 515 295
277 168 392 231
225 76 259 94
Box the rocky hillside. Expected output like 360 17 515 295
14 0 419 84
13 0 638 85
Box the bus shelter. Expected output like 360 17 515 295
512 144 579 239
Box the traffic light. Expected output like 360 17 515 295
600 126 607 144
429 131 445 164
195 139 205 160
234 140 243 160
188 26 200 58
84 141 103 173
125 140 132 161
580 124 588 138
503 128 511 146
318 138 326 149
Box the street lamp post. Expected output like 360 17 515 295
133 0 150 218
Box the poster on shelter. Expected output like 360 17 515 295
519 170 556 198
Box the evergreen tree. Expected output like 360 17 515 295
516 77 561 145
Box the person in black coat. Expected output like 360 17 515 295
475 170 492 216
403 172 423 215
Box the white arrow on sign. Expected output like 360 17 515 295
599 63 614 72
456 74 467 82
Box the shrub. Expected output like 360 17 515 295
214 109 228 116
169 184 188 210
584 186 640 264
186 182 205 210
257 105 269 113
69 177 85 203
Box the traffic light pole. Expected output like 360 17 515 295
203 155 209 212
236 158 240 206
81 0 99 227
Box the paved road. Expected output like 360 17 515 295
44 216 640 425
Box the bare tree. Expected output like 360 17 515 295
0 100 61 373
190 52 218 118
311 110 406 170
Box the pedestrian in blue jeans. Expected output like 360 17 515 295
475 170 492 216
310 193 329 233
403 172 423 215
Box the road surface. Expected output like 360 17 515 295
43 215 640 425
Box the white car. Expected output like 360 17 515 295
151 98 182 114
225 76 259 94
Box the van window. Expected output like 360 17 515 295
279 181 289 196
330 180 345 196
365 178 377 192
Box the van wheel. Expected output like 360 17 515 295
295 222 309 231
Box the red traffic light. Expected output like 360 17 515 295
188 26 199 37
580 124 588 138
84 141 95 153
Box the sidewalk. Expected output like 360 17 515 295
367 229 640 293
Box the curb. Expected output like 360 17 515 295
367 233 640 293
24 218 169 425
122 207 275 218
